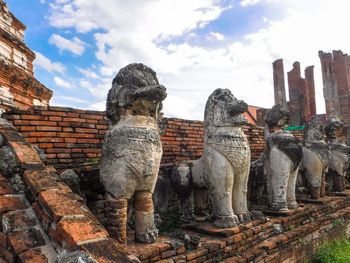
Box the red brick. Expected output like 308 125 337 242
81 238 131 263
21 115 41 120
0 196 27 214
29 132 57 137
57 216 108 247
186 248 208 261
75 128 98 134
19 248 48 263
38 190 84 222
63 117 86 123
19 126 35 131
23 170 61 195
0 181 13 195
2 210 36 232
8 228 46 254
36 126 61 132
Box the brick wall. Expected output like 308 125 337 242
3 106 305 173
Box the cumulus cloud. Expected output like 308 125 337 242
49 34 86 55
77 68 100 79
34 52 65 74
53 95 87 104
54 76 73 89
208 32 225 41
47 0 350 119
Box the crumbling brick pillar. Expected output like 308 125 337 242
305 66 316 119
273 59 287 109
104 195 127 245
134 191 157 243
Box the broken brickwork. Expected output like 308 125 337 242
319 50 350 133
0 119 132 262
0 1 52 113
272 59 316 126
273 59 287 109
3 106 268 173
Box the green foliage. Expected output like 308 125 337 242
310 238 350 263
156 211 181 235
288 225 294 231
92 157 100 164
309 217 314 223
333 218 344 227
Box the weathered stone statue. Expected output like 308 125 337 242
300 116 329 199
264 105 302 211
172 89 252 228
325 118 350 192
100 63 167 244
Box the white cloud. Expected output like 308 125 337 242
240 0 263 7
49 34 86 55
77 68 100 79
34 52 65 74
47 0 350 119
53 95 87 104
80 79 110 100
86 101 105 111
54 76 73 89
208 32 225 41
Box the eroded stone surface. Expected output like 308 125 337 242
172 88 252 228
301 116 329 199
264 105 302 211
100 63 167 244
325 118 350 192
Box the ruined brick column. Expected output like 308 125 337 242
319 50 350 132
333 51 350 127
273 59 287 109
319 51 341 119
287 62 304 125
104 196 128 245
305 66 316 118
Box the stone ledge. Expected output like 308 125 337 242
0 120 133 262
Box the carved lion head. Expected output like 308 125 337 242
106 63 167 125
303 116 326 146
204 88 248 131
325 118 344 140
265 104 290 129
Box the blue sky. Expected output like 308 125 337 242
6 0 350 120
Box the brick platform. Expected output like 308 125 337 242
0 120 132 263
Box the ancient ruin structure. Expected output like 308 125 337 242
1 1 350 262
301 116 329 199
100 63 167 244
264 105 302 211
319 50 350 133
272 60 316 126
0 1 52 113
172 88 253 228
325 118 350 192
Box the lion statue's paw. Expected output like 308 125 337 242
214 214 239 228
237 212 252 223
287 202 299 210
136 227 159 244
270 201 288 212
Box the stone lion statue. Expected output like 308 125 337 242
300 116 329 199
172 88 252 228
325 118 350 192
100 63 167 244
264 105 302 211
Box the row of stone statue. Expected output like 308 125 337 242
99 63 350 244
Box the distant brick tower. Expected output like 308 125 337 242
272 59 316 126
0 1 52 114
319 50 350 132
